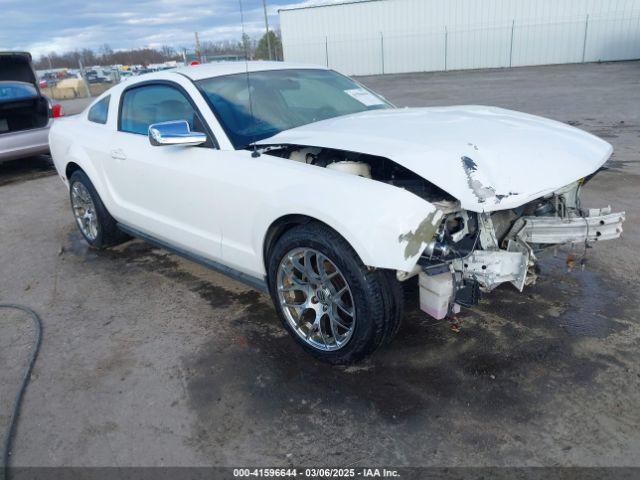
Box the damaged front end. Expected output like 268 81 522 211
413 180 625 320
251 104 623 321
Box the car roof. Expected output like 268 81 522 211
172 61 328 81
88 61 333 110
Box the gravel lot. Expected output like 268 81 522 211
1 61 639 469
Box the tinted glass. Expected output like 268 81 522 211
88 95 110 124
0 82 38 101
120 84 199 135
196 69 391 149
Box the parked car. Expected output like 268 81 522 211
85 70 111 84
117 70 134 82
1 52 63 163
135 68 155 75
49 62 625 363
39 71 59 89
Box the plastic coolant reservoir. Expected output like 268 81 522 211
326 161 372 178
288 147 320 163
419 272 456 320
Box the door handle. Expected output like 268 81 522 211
110 149 126 160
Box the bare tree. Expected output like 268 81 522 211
33 35 259 70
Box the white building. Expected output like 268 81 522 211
279 0 640 75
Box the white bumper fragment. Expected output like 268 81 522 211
517 207 625 244
448 207 625 296
452 244 531 292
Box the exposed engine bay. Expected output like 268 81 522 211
263 145 626 321
263 144 458 204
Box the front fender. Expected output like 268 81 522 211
253 173 443 275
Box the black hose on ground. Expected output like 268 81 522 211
0 304 43 480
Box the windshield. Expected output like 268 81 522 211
196 69 392 149
0 82 38 102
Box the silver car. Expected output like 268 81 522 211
0 51 62 163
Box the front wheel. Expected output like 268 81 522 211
267 222 403 364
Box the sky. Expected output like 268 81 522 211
0 0 352 58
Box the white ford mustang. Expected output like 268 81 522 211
50 62 625 363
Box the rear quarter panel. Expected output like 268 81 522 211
49 90 118 191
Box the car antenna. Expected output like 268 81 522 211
239 0 260 158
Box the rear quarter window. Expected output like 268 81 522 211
88 96 110 124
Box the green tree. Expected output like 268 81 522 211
255 30 282 61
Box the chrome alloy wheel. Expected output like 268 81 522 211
276 248 356 351
71 182 98 241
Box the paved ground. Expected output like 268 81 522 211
1 61 639 468
58 97 93 116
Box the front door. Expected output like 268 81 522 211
104 82 223 261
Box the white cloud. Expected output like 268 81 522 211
0 0 294 58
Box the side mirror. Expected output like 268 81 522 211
148 120 207 147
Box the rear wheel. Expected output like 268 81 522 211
69 170 128 249
267 222 404 363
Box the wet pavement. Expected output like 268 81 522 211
1 61 639 468
0 155 55 187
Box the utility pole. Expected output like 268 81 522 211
78 59 92 98
195 31 202 63
262 0 273 60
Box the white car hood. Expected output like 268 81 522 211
256 106 612 212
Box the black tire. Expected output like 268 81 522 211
379 269 405 345
68 170 129 249
267 222 404 364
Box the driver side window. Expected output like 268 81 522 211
119 84 201 135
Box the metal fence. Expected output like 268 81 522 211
283 12 640 75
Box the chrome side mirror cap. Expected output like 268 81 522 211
148 120 207 147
